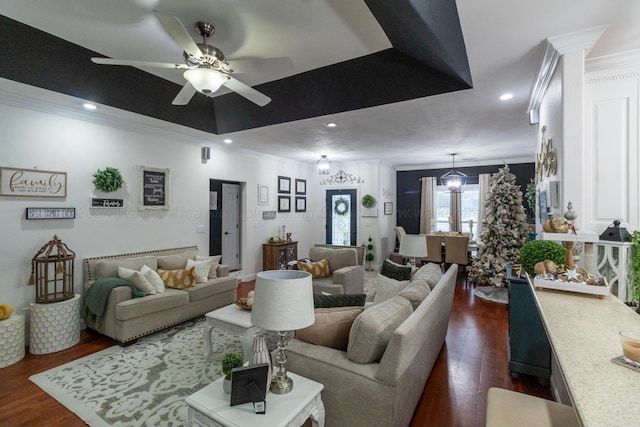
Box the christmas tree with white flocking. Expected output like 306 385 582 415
467 164 528 286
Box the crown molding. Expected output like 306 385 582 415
585 48 640 83
526 26 607 119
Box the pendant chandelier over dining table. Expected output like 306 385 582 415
440 153 467 193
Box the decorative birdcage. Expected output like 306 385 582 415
28 235 75 303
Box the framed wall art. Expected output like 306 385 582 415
278 176 291 194
278 195 290 212
295 179 306 195
0 167 67 198
295 196 306 212
139 165 170 210
539 191 548 222
384 202 393 215
258 184 269 205
25 207 75 220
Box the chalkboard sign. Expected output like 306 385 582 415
138 166 170 210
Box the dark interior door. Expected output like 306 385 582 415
325 189 357 246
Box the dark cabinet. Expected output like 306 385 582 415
262 241 298 270
507 269 551 386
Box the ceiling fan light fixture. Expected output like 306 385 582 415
183 68 227 94
317 155 331 175
440 154 467 193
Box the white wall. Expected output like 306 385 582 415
0 100 314 312
0 93 398 313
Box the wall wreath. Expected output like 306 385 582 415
92 166 123 193
334 198 349 216
361 194 376 208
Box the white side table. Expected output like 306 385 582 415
0 314 25 368
30 294 81 354
204 305 259 360
186 371 324 427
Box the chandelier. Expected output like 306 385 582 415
440 153 467 193
317 155 331 175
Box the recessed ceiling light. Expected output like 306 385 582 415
499 93 513 101
83 103 97 110
325 122 337 128
223 138 232 144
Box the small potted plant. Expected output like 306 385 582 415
519 239 567 277
221 351 244 393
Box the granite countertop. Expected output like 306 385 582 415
530 284 640 427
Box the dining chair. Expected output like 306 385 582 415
424 235 444 268
443 235 470 286
394 226 406 249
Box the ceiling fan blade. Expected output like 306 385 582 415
229 57 294 74
91 57 190 69
172 81 197 105
223 77 271 106
153 10 203 60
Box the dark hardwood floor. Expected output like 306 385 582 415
0 278 550 427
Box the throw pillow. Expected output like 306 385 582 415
297 258 331 279
373 274 410 305
157 267 197 289
117 266 156 295
157 253 190 270
412 263 443 288
296 306 364 351
140 265 165 293
381 258 413 281
347 296 413 363
397 280 431 309
314 293 366 308
186 258 213 283
195 255 222 278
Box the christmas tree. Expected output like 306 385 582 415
467 164 528 286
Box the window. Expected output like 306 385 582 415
435 184 479 236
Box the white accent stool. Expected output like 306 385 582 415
0 314 25 368
29 294 81 354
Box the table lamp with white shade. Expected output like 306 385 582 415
250 270 315 394
399 234 428 267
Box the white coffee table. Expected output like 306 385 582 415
204 304 258 359
185 372 325 427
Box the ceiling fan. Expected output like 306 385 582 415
91 11 282 106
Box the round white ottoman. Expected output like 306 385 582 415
29 294 81 354
0 314 26 368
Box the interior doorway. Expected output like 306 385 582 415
210 179 241 270
325 189 357 246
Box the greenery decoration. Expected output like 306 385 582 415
92 166 123 193
221 351 244 380
629 231 640 304
364 235 375 271
361 194 376 208
519 240 567 276
334 198 349 216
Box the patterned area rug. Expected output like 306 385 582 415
30 318 242 427
473 286 508 304
364 270 377 293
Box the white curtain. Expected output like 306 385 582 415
477 173 491 242
420 177 436 234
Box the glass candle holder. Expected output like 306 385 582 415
619 331 640 366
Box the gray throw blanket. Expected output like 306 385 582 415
84 278 145 328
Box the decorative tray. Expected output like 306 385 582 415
533 277 610 296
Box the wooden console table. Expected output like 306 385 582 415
263 241 297 270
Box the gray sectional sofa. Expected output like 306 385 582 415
83 246 237 344
286 263 458 427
